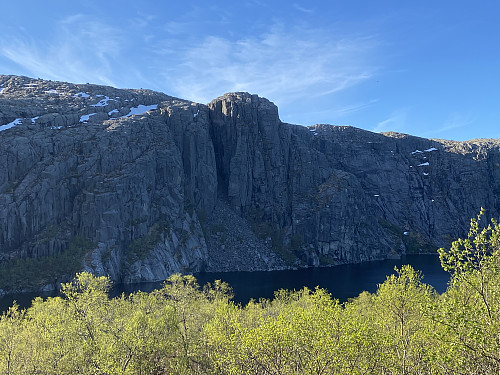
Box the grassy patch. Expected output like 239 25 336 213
0 235 95 291
124 221 170 264
319 254 336 265
378 217 437 254
403 232 437 254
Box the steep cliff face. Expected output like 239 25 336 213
1 75 499 291
207 93 500 266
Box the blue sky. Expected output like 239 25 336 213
0 1 498 141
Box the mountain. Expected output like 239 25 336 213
1 75 499 292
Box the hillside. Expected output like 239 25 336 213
1 75 500 291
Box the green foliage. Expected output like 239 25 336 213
0 235 95 290
318 254 336 265
402 231 437 254
434 208 500 373
124 220 170 263
289 233 304 252
373 266 436 374
0 211 499 374
379 217 437 254
251 221 297 265
438 207 500 275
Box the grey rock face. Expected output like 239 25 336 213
207 93 500 266
1 75 500 292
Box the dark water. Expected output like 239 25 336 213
194 254 450 304
0 254 450 312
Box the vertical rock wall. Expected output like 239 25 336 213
1 75 500 292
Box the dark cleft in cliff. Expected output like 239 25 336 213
1 75 499 292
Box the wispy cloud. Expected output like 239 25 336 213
372 109 408 133
425 112 475 137
0 12 380 117
163 25 379 105
293 3 314 13
0 14 123 86
332 99 380 116
286 99 379 121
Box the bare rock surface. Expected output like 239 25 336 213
1 75 500 292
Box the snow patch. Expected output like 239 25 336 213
424 147 438 152
0 118 22 132
74 92 90 98
403 232 409 235
411 150 423 154
31 116 39 124
423 172 429 176
121 104 158 118
91 96 113 107
418 162 430 166
108 109 119 116
80 113 97 122
193 109 200 118
374 194 380 197
44 89 60 95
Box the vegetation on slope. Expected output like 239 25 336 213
0 235 95 291
0 210 499 374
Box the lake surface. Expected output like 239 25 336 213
0 254 450 311
194 254 450 304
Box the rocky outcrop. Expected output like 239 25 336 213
1 75 499 292
207 93 500 266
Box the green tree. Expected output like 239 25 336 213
372 265 436 374
0 304 24 375
434 209 500 373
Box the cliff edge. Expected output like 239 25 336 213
1 75 499 292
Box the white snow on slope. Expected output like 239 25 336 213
31 116 39 124
0 85 4 94
108 109 119 116
418 162 430 166
74 92 90 98
0 118 22 132
80 113 97 122
424 147 438 152
45 89 60 95
411 150 423 154
91 96 113 107
121 104 158 118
